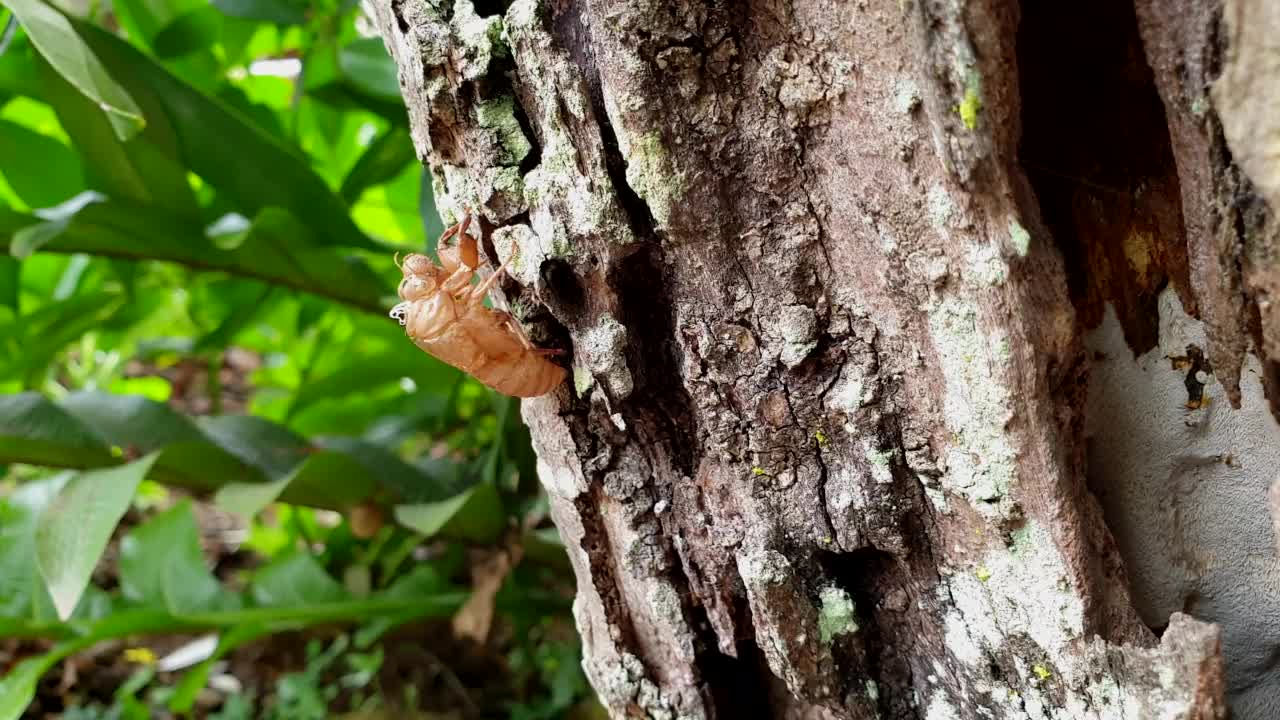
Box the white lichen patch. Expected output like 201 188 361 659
829 362 876 415
925 694 961 720
863 443 894 484
965 242 1008 286
817 586 858 642
774 304 819 368
927 296 1017 515
943 611 983 666
590 651 684 720
451 0 504 80
927 184 955 231
893 78 922 115
575 314 634 400
737 546 792 586
945 520 1084 664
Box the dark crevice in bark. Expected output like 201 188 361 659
1016 0 1188 356
511 100 544 176
550 1 658 241
611 246 698 478
671 560 773 720
574 484 641 649
818 547 914 718
390 0 410 34
470 0 508 18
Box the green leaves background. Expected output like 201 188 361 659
0 0 572 717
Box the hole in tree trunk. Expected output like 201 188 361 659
1016 0 1189 356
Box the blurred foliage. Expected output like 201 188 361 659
0 0 588 717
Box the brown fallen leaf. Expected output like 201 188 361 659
451 535 524 644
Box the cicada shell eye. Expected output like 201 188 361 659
389 301 410 326
398 275 435 301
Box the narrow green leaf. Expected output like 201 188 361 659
393 483 505 543
38 58 197 214
35 453 160 620
0 655 50 720
0 393 112 468
9 191 104 258
0 290 126 381
1 0 144 138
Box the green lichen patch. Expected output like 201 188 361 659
863 444 894 484
475 95 532 165
622 131 683 228
956 70 982 130
573 366 594 395
817 586 858 643
1008 218 1031 257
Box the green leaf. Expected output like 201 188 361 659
35 453 160 620
250 552 348 607
0 474 66 619
151 6 223 58
288 349 458 418
340 126 415 204
0 393 452 518
118 500 238 614
0 199 389 314
0 116 82 208
0 254 16 311
0 655 49 720
1 0 144 138
70 20 380 250
9 191 101 258
211 0 308 25
393 483 505 543
0 393 113 468
337 38 401 102
315 436 457 503
39 59 197 214
213 473 291 518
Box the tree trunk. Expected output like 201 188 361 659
371 0 1280 716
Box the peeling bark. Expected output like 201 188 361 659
363 0 1280 716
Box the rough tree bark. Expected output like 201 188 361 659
371 0 1280 716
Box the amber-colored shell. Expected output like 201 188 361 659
391 213 566 398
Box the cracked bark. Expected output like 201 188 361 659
366 0 1280 716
